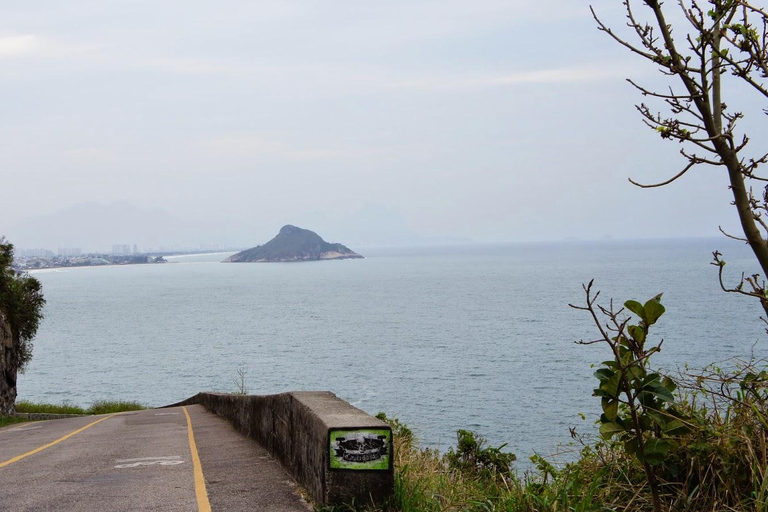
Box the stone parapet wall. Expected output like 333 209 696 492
168 391 394 507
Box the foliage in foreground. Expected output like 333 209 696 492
0 237 46 415
14 400 146 415
359 289 768 512
0 238 45 373
371 374 767 512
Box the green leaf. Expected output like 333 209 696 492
642 438 674 465
600 371 623 398
628 325 646 344
624 300 646 321
643 299 665 325
643 451 665 465
624 438 639 456
643 373 662 385
663 419 691 436
626 365 645 382
645 438 674 457
619 346 633 364
637 391 656 407
644 379 675 403
602 398 619 422
656 387 675 402
662 376 677 393
599 422 625 440
594 368 614 382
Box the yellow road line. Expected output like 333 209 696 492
0 415 114 468
183 406 211 512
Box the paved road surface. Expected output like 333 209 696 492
0 405 311 511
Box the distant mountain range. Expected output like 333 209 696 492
225 225 363 262
5 201 470 253
5 202 198 252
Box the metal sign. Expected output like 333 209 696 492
329 428 391 471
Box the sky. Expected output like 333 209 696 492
1 1 764 251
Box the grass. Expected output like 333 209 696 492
0 415 29 428
360 392 768 512
88 400 146 414
379 429 615 512
15 400 87 415
14 400 146 415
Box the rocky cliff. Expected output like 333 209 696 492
0 309 16 415
225 225 363 263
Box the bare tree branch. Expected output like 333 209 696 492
592 0 768 318
629 160 696 188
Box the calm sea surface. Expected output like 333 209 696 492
19 238 766 461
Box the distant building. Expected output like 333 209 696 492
19 248 55 258
112 244 132 255
57 248 82 257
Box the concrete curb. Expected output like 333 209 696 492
167 392 394 508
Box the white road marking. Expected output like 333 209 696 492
114 455 184 469
9 425 43 432
115 460 185 468
154 413 181 416
115 456 182 463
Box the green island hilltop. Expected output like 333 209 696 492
225 225 363 262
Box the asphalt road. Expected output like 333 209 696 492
0 405 311 511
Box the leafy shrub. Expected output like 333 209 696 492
445 429 516 480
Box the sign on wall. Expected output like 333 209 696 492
329 428 391 470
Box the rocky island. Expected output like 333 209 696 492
225 225 363 262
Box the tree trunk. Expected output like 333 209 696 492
0 310 16 416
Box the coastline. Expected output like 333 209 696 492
26 251 237 273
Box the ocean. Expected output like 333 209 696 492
19 238 766 461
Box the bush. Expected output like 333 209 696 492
445 430 516 481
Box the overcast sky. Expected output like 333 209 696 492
1 1 764 250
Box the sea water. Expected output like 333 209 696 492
18 238 766 461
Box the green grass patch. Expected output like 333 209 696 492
15 401 86 415
15 400 146 415
0 416 29 428
88 400 145 415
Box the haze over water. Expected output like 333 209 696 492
20 238 765 460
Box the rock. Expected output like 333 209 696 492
0 309 16 416
225 225 363 263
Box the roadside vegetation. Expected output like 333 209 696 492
0 416 29 428
13 400 146 416
0 400 146 429
365 296 768 512
0 238 45 416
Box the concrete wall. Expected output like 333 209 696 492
170 391 394 507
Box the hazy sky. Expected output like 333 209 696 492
2 1 764 250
